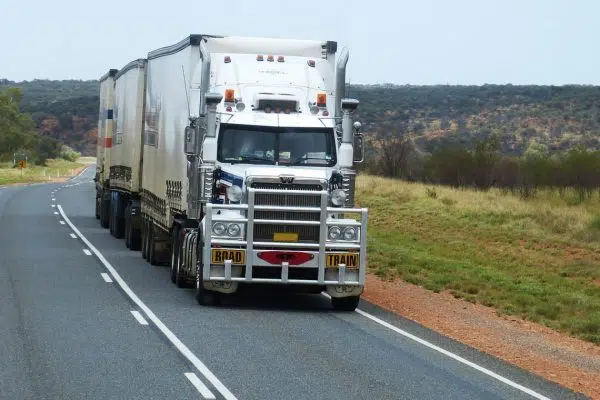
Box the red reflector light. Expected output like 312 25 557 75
275 106 281 113
307 59 315 67
322 110 329 116
277 56 284 62
224 56 231 63
258 251 314 266
257 55 264 61
226 106 232 112
267 55 274 62
265 107 271 113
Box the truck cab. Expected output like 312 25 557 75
182 41 367 310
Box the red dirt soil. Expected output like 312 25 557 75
362 273 600 399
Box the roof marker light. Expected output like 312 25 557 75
224 89 235 103
224 56 231 63
267 55 274 62
257 55 264 61
307 60 316 67
277 56 284 62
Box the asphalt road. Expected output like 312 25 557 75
0 167 589 400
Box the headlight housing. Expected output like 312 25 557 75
328 225 359 241
226 185 243 202
212 222 227 236
330 188 347 206
328 226 342 240
212 222 244 238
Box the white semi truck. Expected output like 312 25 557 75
96 34 368 310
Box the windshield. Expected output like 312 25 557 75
217 124 336 166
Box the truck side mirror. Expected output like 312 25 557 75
353 133 364 163
184 125 199 156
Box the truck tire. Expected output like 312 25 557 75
141 218 148 260
148 223 159 265
95 194 100 220
99 191 109 229
124 204 132 249
170 225 180 283
331 295 360 311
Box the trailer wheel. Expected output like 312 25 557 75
141 218 148 260
148 223 159 266
170 225 180 284
99 190 109 229
95 194 100 220
124 204 132 249
331 295 360 311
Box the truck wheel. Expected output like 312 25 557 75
331 295 360 311
195 266 214 305
130 217 141 251
141 218 148 260
148 224 159 266
95 195 100 220
170 226 180 283
124 204 132 249
100 192 109 229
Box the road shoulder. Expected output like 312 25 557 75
362 273 600 399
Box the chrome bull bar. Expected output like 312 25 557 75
202 187 368 286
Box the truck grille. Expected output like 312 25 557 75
250 182 323 243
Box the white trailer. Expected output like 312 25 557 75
105 59 147 249
95 68 118 228
97 34 367 311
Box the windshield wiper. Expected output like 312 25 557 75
290 156 328 165
230 155 274 164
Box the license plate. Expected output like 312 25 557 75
211 249 245 265
326 253 359 268
273 232 298 242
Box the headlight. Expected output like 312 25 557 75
227 223 241 237
328 226 342 240
226 185 243 202
342 227 357 241
330 189 347 206
212 222 226 236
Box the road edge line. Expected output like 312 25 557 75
57 204 238 400
321 293 550 400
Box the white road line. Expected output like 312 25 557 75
51 204 56 208
321 293 550 400
185 373 216 399
54 211 59 215
83 249 92 256
57 204 237 400
70 233 77 239
101 273 113 283
52 198 55 202
59 221 65 225
130 310 148 325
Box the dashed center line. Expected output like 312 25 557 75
54 211 59 215
83 249 92 255
130 310 148 325
100 273 113 283
185 373 216 399
70 233 77 239
59 221 65 225
51 204 56 208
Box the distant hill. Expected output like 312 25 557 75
0 79 99 155
2 79 600 156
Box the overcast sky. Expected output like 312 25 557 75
1 0 598 85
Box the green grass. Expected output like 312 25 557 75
0 159 85 186
357 175 600 344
